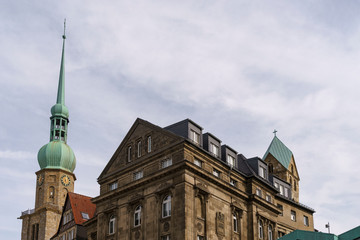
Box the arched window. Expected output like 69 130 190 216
134 205 141 227
233 214 238 233
162 195 171 218
258 220 263 239
49 187 55 203
294 180 297 191
109 215 115 234
268 225 273 240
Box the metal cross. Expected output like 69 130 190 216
273 129 277 136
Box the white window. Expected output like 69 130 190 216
194 159 202 167
213 169 220 178
147 136 151 153
227 155 235 167
266 195 272 202
268 225 273 240
161 158 172 168
68 229 74 240
259 166 266 178
127 146 132 162
190 130 200 144
284 187 289 197
230 178 237 187
109 215 115 234
133 171 143 180
274 182 279 189
210 143 219 157
256 188 262 197
81 212 89 220
137 141 142 158
109 181 118 191
259 221 263 239
279 185 284 195
162 195 171 218
134 205 141 227
161 235 171 240
304 216 309 226
291 210 296 221
233 214 238 232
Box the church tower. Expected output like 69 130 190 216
19 22 76 240
263 133 300 202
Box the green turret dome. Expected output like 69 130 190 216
38 141 76 172
51 103 69 118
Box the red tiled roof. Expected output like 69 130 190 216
68 192 96 225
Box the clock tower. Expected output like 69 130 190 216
19 21 76 240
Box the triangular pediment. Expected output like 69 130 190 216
98 118 183 180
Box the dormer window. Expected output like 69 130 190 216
259 166 266 179
227 155 235 167
210 143 219 157
190 130 200 144
81 212 89 220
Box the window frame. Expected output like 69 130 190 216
161 158 173 169
233 213 238 233
291 210 296 221
127 146 132 162
194 159 202 168
147 136 152 153
213 169 220 178
268 225 273 240
109 215 116 235
133 171 143 181
304 215 309 226
227 154 236 167
210 143 219 157
259 220 264 239
137 141 142 158
162 195 172 218
134 205 141 227
190 129 200 144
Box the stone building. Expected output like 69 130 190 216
19 28 77 240
85 118 315 240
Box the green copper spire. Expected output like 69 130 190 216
38 20 76 173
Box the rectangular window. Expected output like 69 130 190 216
274 182 279 189
230 178 237 187
197 236 204 240
266 194 272 202
161 158 172 168
194 159 202 167
127 146 132 162
284 187 289 197
291 210 296 221
137 141 142 158
213 169 220 178
210 143 219 157
304 216 309 226
161 235 171 240
133 171 143 180
68 229 74 240
259 166 266 178
190 130 200 144
279 185 284 195
147 136 151 153
277 204 283 216
256 188 262 197
109 181 118 191
227 155 236 167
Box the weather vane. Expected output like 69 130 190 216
63 18 66 39
273 129 277 136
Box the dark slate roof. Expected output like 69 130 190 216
263 136 293 169
68 192 96 225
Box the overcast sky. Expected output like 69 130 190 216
1 1 360 239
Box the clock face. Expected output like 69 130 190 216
61 175 71 186
37 174 44 186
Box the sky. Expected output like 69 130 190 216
1 0 360 239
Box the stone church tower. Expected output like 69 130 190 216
19 24 76 240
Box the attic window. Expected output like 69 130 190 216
82 212 89 220
259 166 266 179
227 155 235 167
109 181 118 191
190 130 200 144
210 143 219 157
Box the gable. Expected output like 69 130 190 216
98 118 182 180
